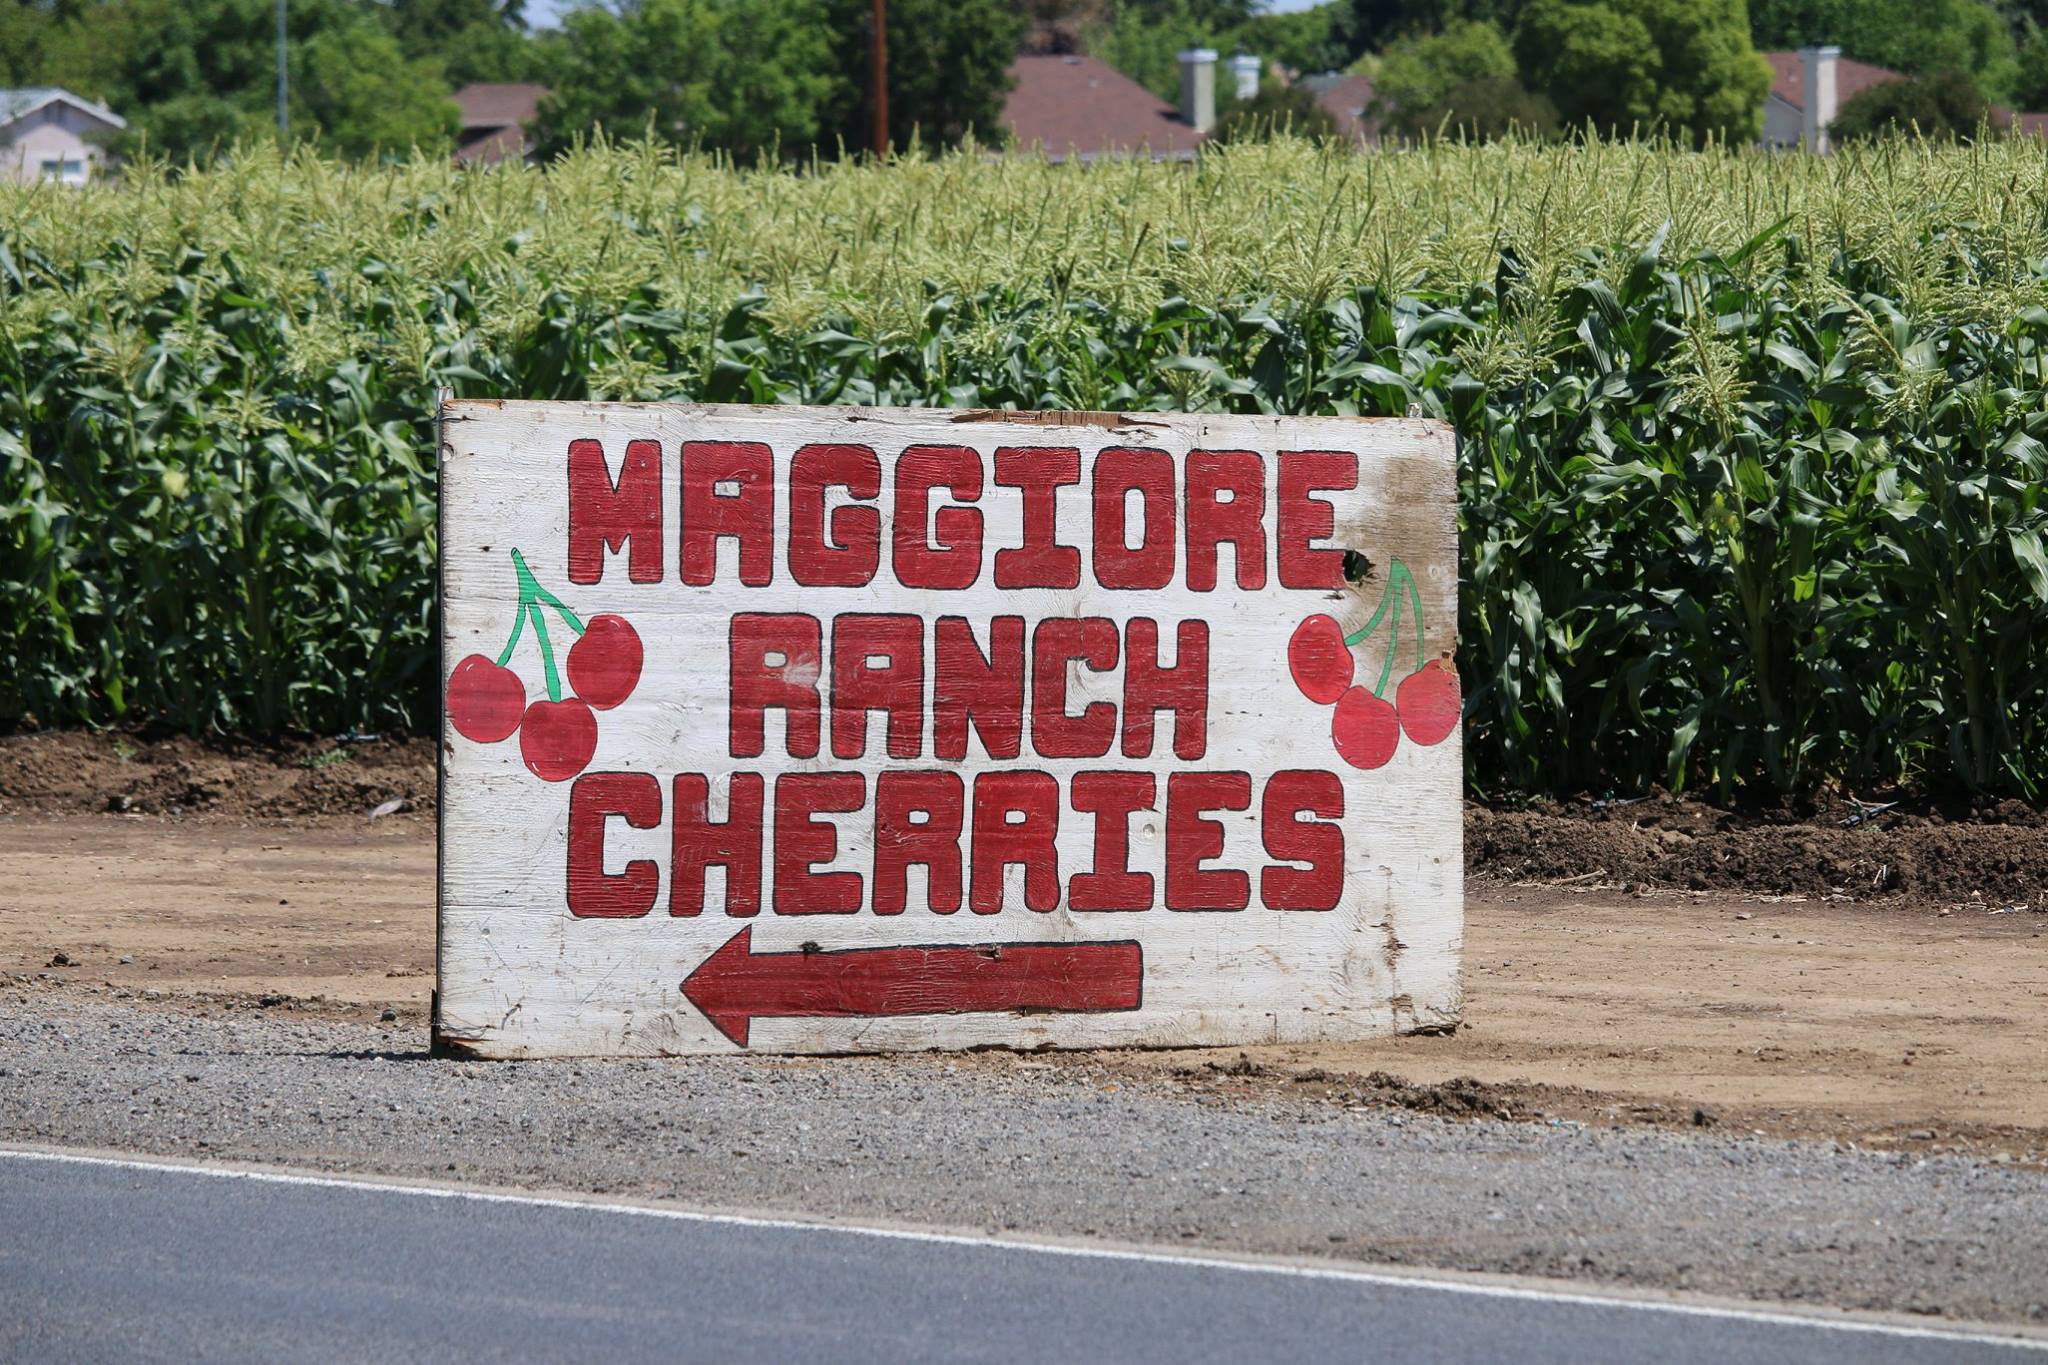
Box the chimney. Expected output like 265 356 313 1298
1178 48 1217 134
1226 53 1261 103
1799 45 1840 154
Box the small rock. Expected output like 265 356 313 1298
1692 1106 1718 1127
1907 1129 1935 1141
1733 913 1752 921
369 798 408 819
118 955 133 965
47 950 74 967
1936 908 1953 918
380 1008 398 1022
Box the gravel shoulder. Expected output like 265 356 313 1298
4 989 2047 1329
6 812 2045 1159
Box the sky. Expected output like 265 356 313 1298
521 0 1327 29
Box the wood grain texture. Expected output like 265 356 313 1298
436 400 1462 1057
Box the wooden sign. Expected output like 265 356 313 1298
433 400 1462 1058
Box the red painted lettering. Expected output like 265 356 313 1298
1277 450 1358 590
993 446 1081 589
1184 449 1266 591
774 773 865 914
872 771 966 914
932 616 1024 761
672 773 765 917
1068 771 1155 912
893 444 983 589
1165 771 1251 910
566 771 661 918
1092 447 1176 589
788 443 881 588
1122 619 1208 760
681 440 775 586
1031 617 1119 759
1260 770 1345 911
567 438 663 584
970 771 1060 913
831 613 924 759
729 614 821 758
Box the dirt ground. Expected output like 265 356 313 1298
4 729 2047 1162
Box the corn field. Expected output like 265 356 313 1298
6 135 2048 799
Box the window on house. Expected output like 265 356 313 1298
39 158 88 185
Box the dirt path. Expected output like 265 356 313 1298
7 812 2044 1160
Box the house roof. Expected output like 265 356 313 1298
1001 54 1200 160
1300 72 1378 141
1762 50 2048 133
1762 52 1903 110
453 83 547 131
0 86 126 130
452 83 547 166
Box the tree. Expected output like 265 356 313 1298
378 0 545 87
1513 0 1771 141
1207 80 1341 142
1402 76 1558 136
2015 27 2048 107
531 0 841 160
1829 67 1990 138
12 0 459 162
295 24 459 157
1331 0 1528 57
819 0 1028 150
1373 17 1516 126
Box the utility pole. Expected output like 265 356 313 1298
869 0 888 158
276 0 288 139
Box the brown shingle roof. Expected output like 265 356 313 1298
1001 54 1199 160
1301 72 1378 142
1763 51 1903 110
454 83 548 130
452 83 547 166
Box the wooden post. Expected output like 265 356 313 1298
870 0 889 158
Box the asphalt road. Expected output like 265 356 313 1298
1 1150 2039 1365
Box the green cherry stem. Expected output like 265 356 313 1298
1374 592 1403 698
1343 571 1396 648
494 595 527 668
1405 565 1427 674
529 600 562 702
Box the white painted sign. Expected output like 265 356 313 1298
434 400 1462 1058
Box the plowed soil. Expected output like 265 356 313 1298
6 730 2048 1160
6 729 2044 906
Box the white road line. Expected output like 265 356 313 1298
3 1145 2040 1351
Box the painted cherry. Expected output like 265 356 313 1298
1288 615 1354 705
446 654 525 744
519 698 598 782
567 613 643 711
1396 658 1462 747
1332 685 1401 770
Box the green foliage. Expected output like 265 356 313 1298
819 0 1029 151
531 0 841 160
1749 0 2020 102
1514 0 1771 142
8 135 2048 801
1403 75 1559 137
1830 69 1991 139
6 0 461 162
1208 81 1342 142
1238 3 1351 76
1333 0 1527 55
1373 18 1517 130
379 0 545 87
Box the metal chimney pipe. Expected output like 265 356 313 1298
1178 48 1218 134
1799 45 1840 154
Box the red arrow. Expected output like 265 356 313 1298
680 929 1143 1047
